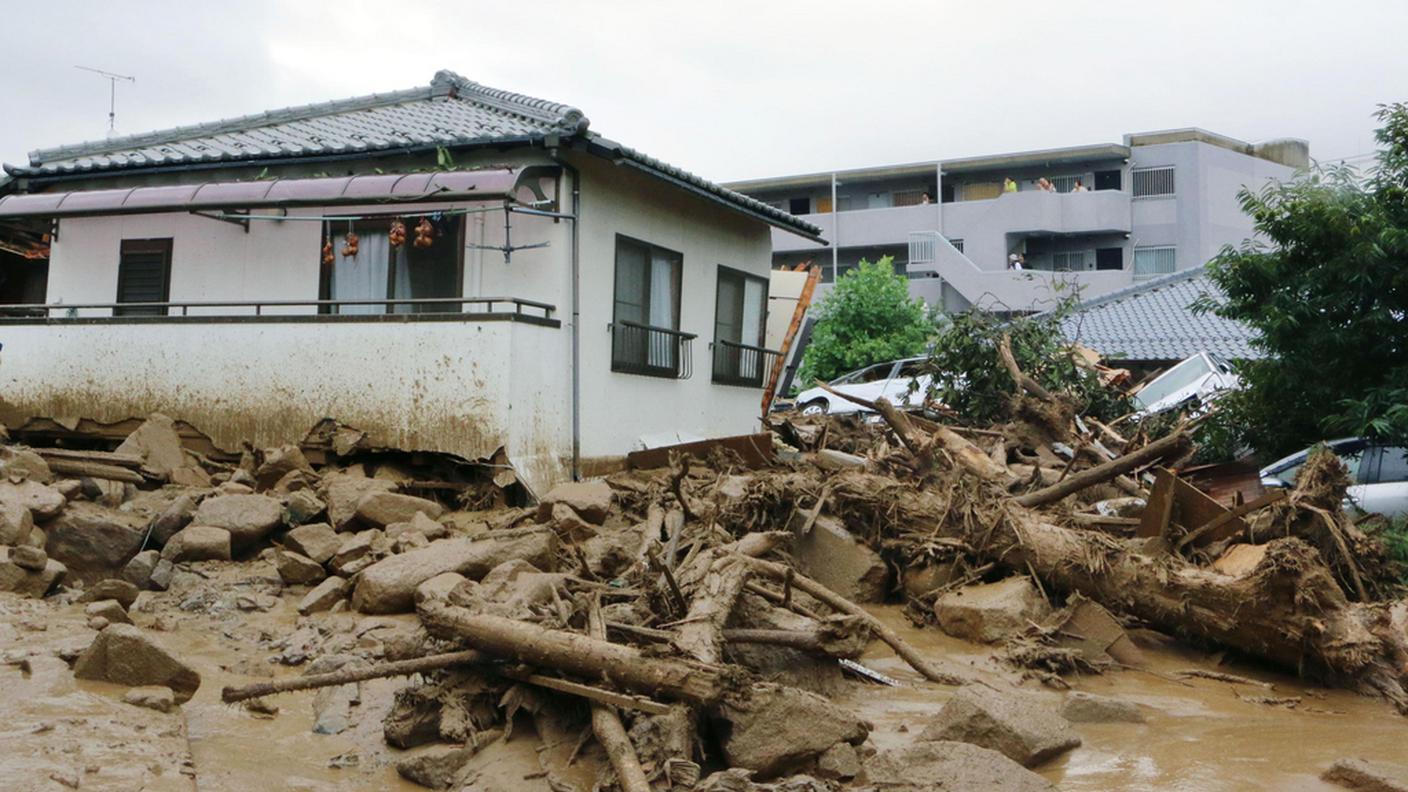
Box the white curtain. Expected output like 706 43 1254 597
648 252 676 366
739 278 765 378
331 231 389 314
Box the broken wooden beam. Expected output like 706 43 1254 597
43 459 146 484
1014 431 1190 508
588 600 654 792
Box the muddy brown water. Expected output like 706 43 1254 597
1 569 1405 791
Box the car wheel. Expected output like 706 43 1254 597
800 399 829 416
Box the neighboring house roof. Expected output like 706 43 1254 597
4 70 822 241
1058 266 1261 362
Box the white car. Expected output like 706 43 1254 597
793 357 933 416
1132 351 1240 417
1260 438 1408 519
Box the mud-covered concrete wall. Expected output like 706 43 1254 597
569 152 775 464
0 318 570 492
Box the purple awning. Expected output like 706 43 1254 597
0 167 552 219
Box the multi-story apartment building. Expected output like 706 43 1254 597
725 129 1307 313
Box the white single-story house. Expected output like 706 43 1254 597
0 70 824 494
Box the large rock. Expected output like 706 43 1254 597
535 481 613 525
191 494 284 549
1060 691 1145 724
0 480 66 521
397 744 477 790
934 577 1052 644
45 502 147 577
863 741 1057 792
714 682 871 778
274 549 326 585
918 685 1080 767
73 623 201 703
80 578 141 609
161 525 232 562
791 515 888 603
123 685 176 713
0 547 66 597
284 522 341 564
9 544 48 572
115 413 188 477
1323 757 1408 791
356 491 444 527
352 530 557 614
122 549 161 588
283 489 326 525
85 599 134 625
0 499 34 545
322 474 396 529
0 447 52 483
148 493 197 546
299 576 351 615
255 445 314 491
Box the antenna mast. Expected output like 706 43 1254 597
75 65 136 136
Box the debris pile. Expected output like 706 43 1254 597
1 341 1407 789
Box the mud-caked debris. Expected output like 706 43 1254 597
918 684 1079 767
191 494 283 549
45 502 146 577
863 741 1057 792
123 685 176 713
351 530 557 614
283 489 326 526
0 499 35 546
149 493 197 546
0 479 66 521
284 522 341 564
790 515 888 603
255 444 315 491
0 546 67 597
714 682 872 778
396 743 482 790
162 525 233 562
1322 757 1408 792
85 599 133 626
299 576 351 615
73 623 201 703
536 480 613 525
122 549 161 588
356 491 444 527
9 544 48 572
80 578 141 609
935 577 1052 644
274 549 327 585
1060 691 1146 724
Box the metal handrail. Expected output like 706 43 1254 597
609 320 695 379
0 296 556 319
710 338 782 388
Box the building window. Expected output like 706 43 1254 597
1050 175 1084 193
116 238 172 316
947 238 964 253
1133 246 1176 279
788 197 810 215
1096 247 1123 271
959 182 1002 202
320 216 463 314
1093 169 1122 191
612 235 690 378
712 267 770 387
1132 166 1175 197
891 190 926 207
1051 250 1094 271
815 196 833 213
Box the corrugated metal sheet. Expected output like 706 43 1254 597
1058 266 1261 362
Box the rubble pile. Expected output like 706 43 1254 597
1 349 1406 790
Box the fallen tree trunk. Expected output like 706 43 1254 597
1013 431 1189 508
588 601 653 792
811 471 1408 712
417 600 728 706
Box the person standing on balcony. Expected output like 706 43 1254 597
1071 178 1089 193
1003 177 1018 194
1037 177 1056 192
921 191 934 204
1008 252 1025 270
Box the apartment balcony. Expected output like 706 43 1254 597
943 189 1131 240
909 233 1133 313
768 203 941 253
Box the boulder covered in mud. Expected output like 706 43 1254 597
73 623 202 703
191 494 284 549
934 576 1052 644
0 546 66 597
351 530 557 614
1322 757 1408 792
45 502 147 578
713 682 871 778
863 741 1057 791
918 684 1079 767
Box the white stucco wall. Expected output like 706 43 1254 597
568 153 775 467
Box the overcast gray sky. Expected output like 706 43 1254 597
2 1 1405 182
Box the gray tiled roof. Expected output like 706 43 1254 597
1058 266 1261 362
5 70 822 240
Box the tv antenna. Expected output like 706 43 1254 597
75 65 136 136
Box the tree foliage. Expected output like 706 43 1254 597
1197 103 1408 457
922 298 1130 425
796 257 933 385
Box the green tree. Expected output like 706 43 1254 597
796 257 933 386
1197 103 1408 457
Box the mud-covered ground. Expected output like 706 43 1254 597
2 558 1404 792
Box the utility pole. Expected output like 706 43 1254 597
75 65 136 137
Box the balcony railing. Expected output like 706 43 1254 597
609 320 696 379
0 296 557 322
711 339 781 388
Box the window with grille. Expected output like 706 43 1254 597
612 235 687 377
1050 175 1083 193
1133 246 1176 279
892 190 925 207
116 239 172 316
947 237 964 253
1132 166 1175 197
1051 250 1093 271
713 267 770 386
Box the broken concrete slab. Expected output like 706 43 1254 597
714 682 871 778
790 514 888 603
918 684 1080 767
161 525 233 563
935 576 1052 644
299 576 351 615
73 623 201 703
1322 757 1408 792
274 549 327 586
356 491 444 527
352 530 557 614
1059 691 1145 724
283 522 341 564
536 480 613 525
191 494 284 549
863 741 1057 792
115 413 188 478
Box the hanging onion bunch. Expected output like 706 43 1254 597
414 218 435 248
321 239 334 266
341 230 360 258
389 218 407 247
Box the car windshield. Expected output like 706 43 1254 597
831 362 894 385
1268 441 1368 486
1134 354 1213 409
